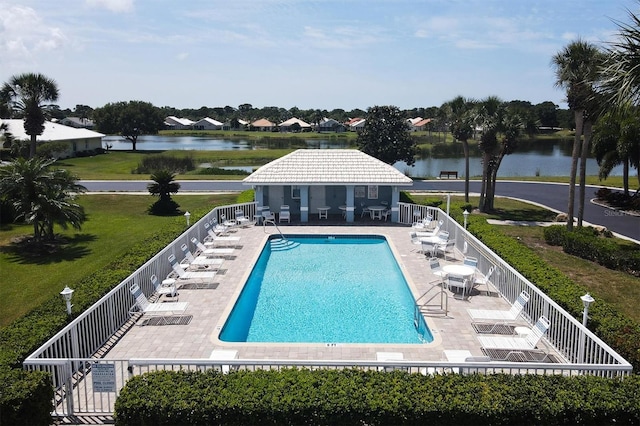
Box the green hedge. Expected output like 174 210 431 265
0 194 254 424
114 369 640 426
543 226 640 277
0 367 53 426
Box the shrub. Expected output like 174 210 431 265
543 225 566 246
114 369 640 425
190 167 250 176
134 154 195 174
0 367 53 426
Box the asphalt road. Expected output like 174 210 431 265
81 179 639 241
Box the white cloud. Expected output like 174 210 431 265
0 5 67 63
85 0 134 13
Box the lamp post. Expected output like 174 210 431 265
184 211 191 227
579 293 594 363
60 286 74 316
463 209 469 229
581 293 594 327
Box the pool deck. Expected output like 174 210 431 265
105 220 531 363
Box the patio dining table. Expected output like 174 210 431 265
368 205 386 220
442 264 476 278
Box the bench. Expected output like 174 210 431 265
439 170 458 179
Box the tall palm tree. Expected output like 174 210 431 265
0 157 86 242
552 40 603 229
1 73 59 158
442 96 476 202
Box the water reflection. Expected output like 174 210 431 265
102 135 623 177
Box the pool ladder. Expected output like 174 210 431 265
414 283 449 320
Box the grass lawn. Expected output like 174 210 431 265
0 194 236 327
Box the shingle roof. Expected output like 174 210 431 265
1 119 104 141
243 149 413 186
252 118 275 127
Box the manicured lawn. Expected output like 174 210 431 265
57 150 294 180
0 194 235 327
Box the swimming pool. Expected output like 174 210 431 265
219 235 433 344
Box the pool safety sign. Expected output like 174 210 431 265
92 363 116 392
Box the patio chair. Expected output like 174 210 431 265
204 227 241 247
477 316 550 354
128 283 188 323
463 256 478 268
447 274 472 299
436 239 456 261
474 265 496 295
261 207 275 223
205 221 228 238
235 209 253 227
381 207 391 221
279 205 291 223
467 290 530 322
181 243 225 269
150 273 177 299
190 238 235 258
428 257 448 285
168 254 217 281
360 202 371 218
220 214 238 232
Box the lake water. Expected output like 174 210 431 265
102 135 624 177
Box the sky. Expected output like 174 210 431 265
1 0 637 113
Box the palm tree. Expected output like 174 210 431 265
0 157 86 242
1 73 59 158
552 40 603 229
442 96 476 202
592 107 640 195
147 170 181 215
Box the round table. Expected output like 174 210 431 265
368 205 386 220
442 264 475 277
317 206 330 219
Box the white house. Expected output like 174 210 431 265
278 117 311 132
164 116 195 130
1 119 104 158
192 117 223 130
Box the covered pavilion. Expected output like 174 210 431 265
242 149 413 222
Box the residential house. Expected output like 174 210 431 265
1 119 104 158
251 118 277 132
279 117 311 132
164 116 195 130
192 117 223 130
318 118 346 133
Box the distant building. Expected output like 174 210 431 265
60 117 95 129
192 117 223 130
2 119 104 158
318 118 346 133
279 117 311 132
164 116 195 130
251 118 277 132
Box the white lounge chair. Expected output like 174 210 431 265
205 221 228 237
467 291 530 322
129 283 188 322
181 243 225 269
190 238 235 258
204 226 241 247
411 220 443 238
411 216 433 231
168 254 217 281
477 316 550 353
279 205 290 223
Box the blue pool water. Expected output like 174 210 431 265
219 235 432 344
